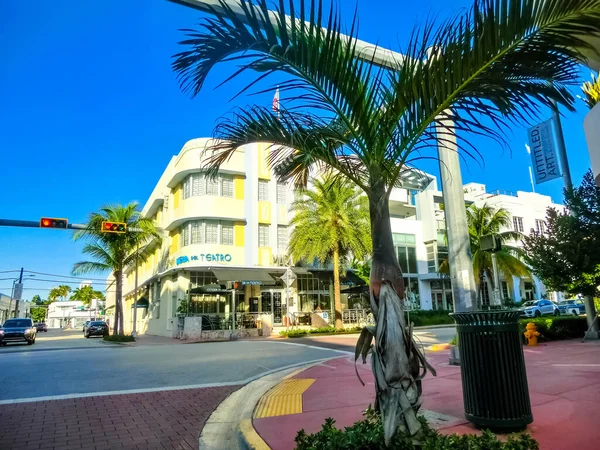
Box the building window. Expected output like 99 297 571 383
259 224 270 247
535 219 546 235
221 175 234 198
394 233 417 274
513 216 524 232
221 223 234 245
191 221 203 245
206 177 219 196
205 221 218 244
426 243 436 273
277 225 288 252
276 182 287 204
183 173 235 199
181 225 190 247
189 271 218 287
258 180 269 201
501 281 510 300
180 220 234 246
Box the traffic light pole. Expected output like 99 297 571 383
132 240 139 338
0 219 142 232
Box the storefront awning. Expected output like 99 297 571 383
211 268 276 285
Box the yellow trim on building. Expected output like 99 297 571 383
170 231 179 254
258 247 272 266
234 222 245 247
234 175 245 200
258 201 272 224
257 143 271 180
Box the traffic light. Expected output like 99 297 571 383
40 217 68 229
101 221 127 233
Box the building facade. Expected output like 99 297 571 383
106 138 562 337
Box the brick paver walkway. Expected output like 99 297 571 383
0 386 238 450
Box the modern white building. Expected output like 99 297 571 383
47 300 104 329
105 137 561 337
0 293 31 322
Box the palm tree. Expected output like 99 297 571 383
70 286 105 308
289 176 371 329
172 0 600 441
72 203 160 335
440 204 531 306
49 285 71 302
582 71 600 109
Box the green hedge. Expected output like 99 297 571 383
406 310 454 327
103 334 135 343
519 316 589 342
295 409 538 450
280 326 362 338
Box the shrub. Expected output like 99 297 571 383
103 334 135 343
518 316 588 342
407 310 454 327
295 408 538 450
279 326 363 338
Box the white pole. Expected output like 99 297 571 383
525 144 535 193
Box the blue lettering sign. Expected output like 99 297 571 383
176 256 189 265
191 256 199 261
224 254 232 262
206 254 213 262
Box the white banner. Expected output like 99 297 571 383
13 283 23 301
527 119 562 184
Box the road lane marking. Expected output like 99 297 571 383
0 355 342 405
261 340 354 355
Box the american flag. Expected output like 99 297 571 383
272 87 280 113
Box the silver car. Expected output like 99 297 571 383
520 300 559 318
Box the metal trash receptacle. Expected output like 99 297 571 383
451 311 533 429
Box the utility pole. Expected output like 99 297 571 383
132 240 139 338
169 0 477 313
14 268 23 317
551 100 573 191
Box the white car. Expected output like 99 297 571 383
520 300 559 318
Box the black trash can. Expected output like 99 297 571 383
450 311 533 430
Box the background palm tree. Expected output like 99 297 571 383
49 285 71 302
70 286 105 308
440 204 530 306
72 203 160 335
172 0 600 441
289 176 371 329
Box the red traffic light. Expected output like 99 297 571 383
101 221 127 233
40 217 68 229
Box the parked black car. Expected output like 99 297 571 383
83 321 109 338
0 318 37 346
35 322 48 332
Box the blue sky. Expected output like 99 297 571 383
0 0 595 300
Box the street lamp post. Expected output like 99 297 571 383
8 274 35 318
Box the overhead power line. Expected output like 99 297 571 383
24 270 108 281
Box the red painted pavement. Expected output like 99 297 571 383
253 340 600 450
0 386 238 450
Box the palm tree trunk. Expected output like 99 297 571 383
365 183 433 443
332 246 343 330
115 270 123 336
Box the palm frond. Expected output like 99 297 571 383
72 261 111 276
581 71 600 109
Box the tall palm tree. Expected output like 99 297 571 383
50 285 71 302
440 204 531 305
172 0 600 441
72 203 160 335
70 286 105 308
289 176 371 329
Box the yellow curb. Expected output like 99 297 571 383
253 378 315 418
427 343 451 352
239 419 271 450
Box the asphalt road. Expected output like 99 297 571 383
1 332 344 402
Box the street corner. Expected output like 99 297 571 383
239 419 271 450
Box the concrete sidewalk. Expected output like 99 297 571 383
247 340 600 450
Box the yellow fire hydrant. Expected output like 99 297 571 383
524 322 540 346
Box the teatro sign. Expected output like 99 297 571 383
176 253 232 265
